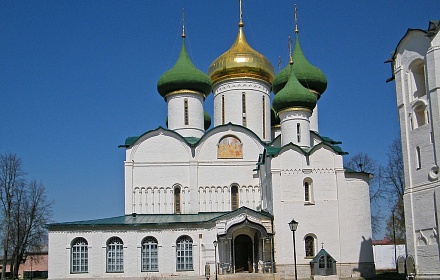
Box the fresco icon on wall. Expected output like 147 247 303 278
218 136 243 159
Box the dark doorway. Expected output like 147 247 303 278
234 234 253 273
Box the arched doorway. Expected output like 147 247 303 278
234 234 253 272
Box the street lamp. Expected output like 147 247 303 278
213 240 218 280
288 219 299 280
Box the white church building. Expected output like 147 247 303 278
47 4 375 279
388 20 440 279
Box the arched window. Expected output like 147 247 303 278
305 235 315 258
176 236 193 271
304 178 314 204
414 104 427 128
231 185 239 210
141 237 158 272
174 186 181 214
107 237 123 273
71 237 88 273
410 60 426 100
416 146 422 170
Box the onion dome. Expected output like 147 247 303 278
208 21 275 85
271 107 280 127
292 33 327 94
272 34 327 95
157 36 212 98
272 63 317 113
204 111 211 130
272 64 290 94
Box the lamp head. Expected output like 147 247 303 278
288 219 298 231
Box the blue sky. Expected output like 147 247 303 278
1 1 438 239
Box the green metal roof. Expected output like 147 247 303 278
47 212 225 230
119 122 268 149
311 248 336 263
47 207 273 230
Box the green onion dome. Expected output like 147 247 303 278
272 63 317 113
271 107 280 127
157 37 212 98
272 34 327 95
272 64 290 94
204 111 211 130
292 34 327 95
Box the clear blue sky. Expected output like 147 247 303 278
1 1 438 239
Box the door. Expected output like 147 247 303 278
234 234 253 272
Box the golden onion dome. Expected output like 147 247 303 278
208 24 275 86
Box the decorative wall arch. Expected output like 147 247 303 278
224 218 269 239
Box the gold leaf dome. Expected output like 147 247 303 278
208 25 275 85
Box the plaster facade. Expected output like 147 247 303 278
389 21 440 279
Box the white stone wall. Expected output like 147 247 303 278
212 79 271 141
393 26 440 279
373 244 406 270
270 144 374 278
48 227 218 280
279 109 312 147
166 92 205 138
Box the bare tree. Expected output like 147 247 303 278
346 152 384 234
0 153 25 279
0 153 52 279
383 138 405 243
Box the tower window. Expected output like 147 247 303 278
263 96 266 139
242 93 246 127
174 186 181 214
231 185 239 210
416 146 421 170
297 123 301 143
184 99 189 125
414 104 426 128
222 95 225 125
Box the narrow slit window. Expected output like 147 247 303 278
242 93 246 127
231 185 238 210
174 187 181 214
297 123 301 143
222 95 225 125
184 99 189 125
305 182 310 202
416 146 421 170
263 96 266 138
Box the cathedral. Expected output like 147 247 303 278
47 3 374 279
388 20 440 279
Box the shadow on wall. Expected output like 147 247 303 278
353 236 375 278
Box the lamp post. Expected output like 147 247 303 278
213 240 218 280
288 219 299 280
